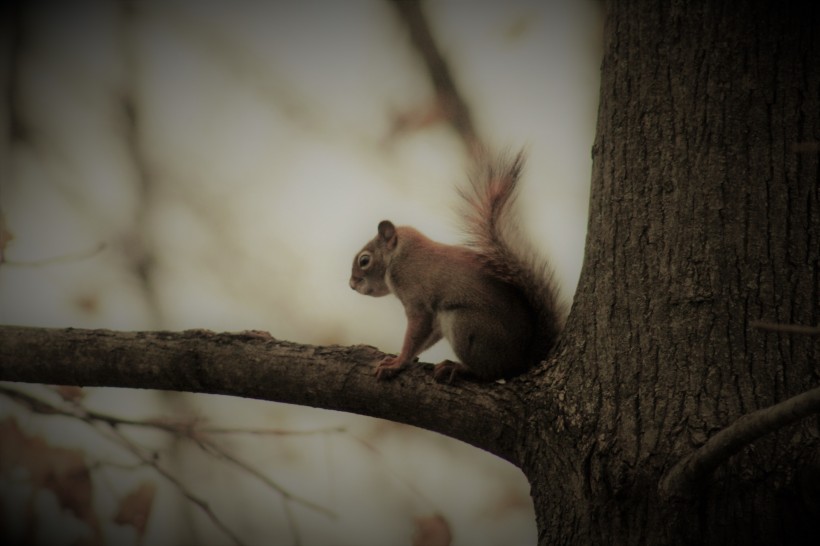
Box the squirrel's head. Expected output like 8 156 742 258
349 220 397 297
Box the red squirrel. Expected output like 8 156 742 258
349 151 563 382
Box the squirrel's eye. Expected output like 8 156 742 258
358 253 371 269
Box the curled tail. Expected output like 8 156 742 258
459 150 564 364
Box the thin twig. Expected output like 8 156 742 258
197 437 336 518
0 385 246 545
388 0 482 151
751 320 820 335
660 385 820 498
348 434 438 511
102 424 247 546
45 390 347 438
3 242 106 267
43 386 346 441
792 141 820 153
41 386 338 518
0 386 335 518
281 494 302 546
202 425 347 436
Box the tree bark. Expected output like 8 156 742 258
2 1 819 545
0 326 526 465
530 0 820 544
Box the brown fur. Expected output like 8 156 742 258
350 151 563 381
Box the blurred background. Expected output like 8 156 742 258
0 0 601 544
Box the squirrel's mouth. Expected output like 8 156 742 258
349 277 365 294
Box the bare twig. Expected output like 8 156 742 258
118 0 165 328
349 434 438 511
660 385 820 498
751 320 820 335
202 425 347 436
792 141 820 153
204 438 307 545
105 425 247 546
280 499 302 546
2 242 107 267
388 0 482 151
195 437 336 518
1 385 336 518
0 385 247 545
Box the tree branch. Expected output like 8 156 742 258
105 420 248 546
660 385 820 498
388 0 482 150
0 384 336 518
0 325 526 464
750 320 820 335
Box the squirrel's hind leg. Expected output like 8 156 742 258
433 360 472 383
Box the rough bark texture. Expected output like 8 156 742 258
0 327 525 464
527 0 820 544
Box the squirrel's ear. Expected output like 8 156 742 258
378 220 397 248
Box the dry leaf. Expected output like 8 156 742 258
55 385 86 403
0 418 101 544
75 294 100 314
412 514 452 546
114 481 157 537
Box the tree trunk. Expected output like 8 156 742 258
525 1 819 544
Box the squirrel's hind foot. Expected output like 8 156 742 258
433 360 471 384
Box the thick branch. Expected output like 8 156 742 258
0 325 525 464
660 385 820 498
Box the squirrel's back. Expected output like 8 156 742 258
459 151 564 365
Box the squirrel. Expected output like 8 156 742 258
349 151 564 382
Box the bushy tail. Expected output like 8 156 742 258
459 150 564 363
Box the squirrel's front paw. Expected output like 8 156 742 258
375 356 405 380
